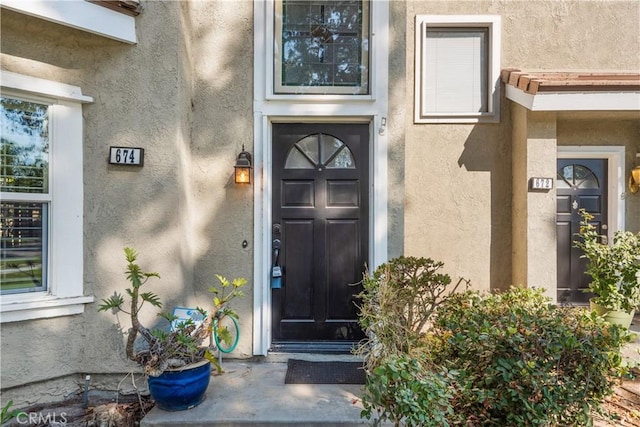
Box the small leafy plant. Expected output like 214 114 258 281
1 400 25 424
574 209 640 312
99 247 246 376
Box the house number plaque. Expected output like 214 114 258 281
109 147 144 166
529 177 554 191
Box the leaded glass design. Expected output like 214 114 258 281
557 164 600 189
275 0 370 95
285 133 355 169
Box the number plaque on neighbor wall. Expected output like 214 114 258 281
529 177 554 191
109 147 144 166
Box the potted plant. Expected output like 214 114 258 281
574 209 640 328
99 247 246 411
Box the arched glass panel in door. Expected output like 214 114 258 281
284 133 355 169
557 164 600 189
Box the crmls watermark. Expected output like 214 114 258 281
15 411 68 425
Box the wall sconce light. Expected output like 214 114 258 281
629 165 640 194
234 145 252 184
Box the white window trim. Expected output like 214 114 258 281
252 0 389 356
0 0 137 44
414 15 501 124
1 71 94 323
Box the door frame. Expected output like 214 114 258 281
557 145 626 243
251 0 390 355
252 116 388 355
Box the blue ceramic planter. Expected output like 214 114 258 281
147 360 211 411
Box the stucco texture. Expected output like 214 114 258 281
400 0 640 292
1 1 254 405
1 0 639 407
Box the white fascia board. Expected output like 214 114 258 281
0 0 137 44
0 70 94 103
506 85 640 111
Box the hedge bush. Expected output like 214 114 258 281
431 288 630 426
356 256 469 371
357 257 631 427
360 354 455 427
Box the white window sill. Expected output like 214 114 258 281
1 295 94 323
414 113 500 124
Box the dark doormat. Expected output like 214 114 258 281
284 359 366 384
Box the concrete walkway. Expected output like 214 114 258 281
142 321 640 427
140 354 378 427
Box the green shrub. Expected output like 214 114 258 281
360 354 455 427
356 256 468 425
356 257 631 427
431 288 630 426
573 209 640 312
356 256 469 369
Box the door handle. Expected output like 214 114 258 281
271 239 283 288
272 238 281 269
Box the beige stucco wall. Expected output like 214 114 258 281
387 0 408 258
1 0 254 406
511 108 558 298
401 0 640 292
1 0 639 408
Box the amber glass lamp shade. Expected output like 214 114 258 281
629 166 640 194
234 147 252 184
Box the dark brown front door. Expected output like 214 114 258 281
271 123 369 349
556 158 608 304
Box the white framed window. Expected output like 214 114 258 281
274 0 370 96
414 15 501 124
0 71 93 323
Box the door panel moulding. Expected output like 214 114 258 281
252 116 388 355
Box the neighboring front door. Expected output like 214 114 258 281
271 123 369 350
556 158 608 304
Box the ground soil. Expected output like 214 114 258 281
596 377 640 426
3 393 155 427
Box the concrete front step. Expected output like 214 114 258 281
140 358 380 427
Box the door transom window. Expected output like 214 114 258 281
275 0 370 95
